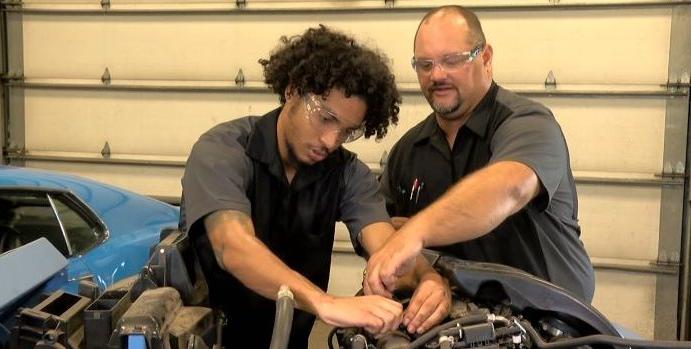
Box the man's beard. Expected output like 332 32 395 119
285 139 307 168
431 100 462 120
426 86 464 120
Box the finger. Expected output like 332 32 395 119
379 298 404 319
381 254 416 293
364 312 390 335
415 300 450 334
360 316 384 333
368 298 402 320
367 301 402 333
406 293 439 333
379 309 403 334
387 315 403 333
380 260 400 292
367 263 393 298
403 289 426 326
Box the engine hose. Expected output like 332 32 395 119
269 285 296 349
327 327 339 349
215 312 225 347
408 313 489 348
521 320 691 349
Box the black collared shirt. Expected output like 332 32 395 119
180 108 389 348
381 82 595 302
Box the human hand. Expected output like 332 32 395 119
364 231 423 297
315 294 403 335
403 271 451 334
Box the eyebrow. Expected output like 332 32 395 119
331 112 362 130
318 101 363 130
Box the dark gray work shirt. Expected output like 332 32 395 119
180 108 389 349
381 82 595 302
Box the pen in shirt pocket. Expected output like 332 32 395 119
409 178 424 205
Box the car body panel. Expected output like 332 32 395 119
0 166 180 294
0 238 67 313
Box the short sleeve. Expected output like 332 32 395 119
181 123 253 236
490 109 568 211
379 148 398 217
339 159 391 256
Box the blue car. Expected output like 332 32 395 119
0 165 180 296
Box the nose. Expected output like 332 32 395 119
430 63 448 81
320 130 341 150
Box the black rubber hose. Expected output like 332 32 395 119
327 327 338 349
269 286 296 349
408 313 488 348
521 320 691 349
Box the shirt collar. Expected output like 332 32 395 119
246 107 281 165
413 81 499 144
464 81 498 138
246 107 347 190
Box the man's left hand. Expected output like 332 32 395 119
365 229 423 296
403 271 451 334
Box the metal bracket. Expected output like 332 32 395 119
659 161 687 177
654 249 682 267
101 67 111 85
1 0 23 9
681 71 691 84
234 68 245 87
236 0 246 9
4 146 26 157
544 70 557 88
667 73 691 92
100 0 110 10
0 71 24 83
101 141 111 159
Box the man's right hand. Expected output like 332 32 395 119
315 294 403 335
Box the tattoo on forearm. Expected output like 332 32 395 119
204 210 254 270
206 210 253 232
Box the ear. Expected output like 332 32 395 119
284 85 297 101
482 44 494 76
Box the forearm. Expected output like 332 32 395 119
223 234 328 312
404 161 540 247
205 210 328 314
360 221 396 255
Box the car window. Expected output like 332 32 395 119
50 196 102 254
0 191 70 255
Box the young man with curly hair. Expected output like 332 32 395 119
180 26 450 348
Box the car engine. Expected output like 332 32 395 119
331 252 691 349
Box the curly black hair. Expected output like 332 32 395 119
259 25 400 140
